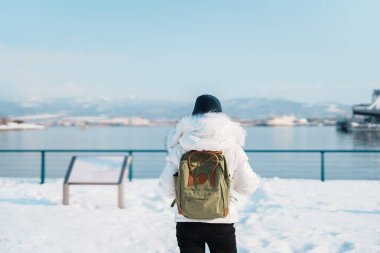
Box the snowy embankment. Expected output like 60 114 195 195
0 122 45 130
0 178 379 253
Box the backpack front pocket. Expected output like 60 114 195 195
182 189 224 219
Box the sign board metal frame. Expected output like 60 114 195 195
63 155 132 209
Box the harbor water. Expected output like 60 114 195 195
0 126 379 180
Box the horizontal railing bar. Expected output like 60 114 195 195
245 149 380 153
0 149 167 153
0 149 380 153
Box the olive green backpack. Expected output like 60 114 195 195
171 150 230 219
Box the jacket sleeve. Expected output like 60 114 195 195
158 161 177 199
158 143 182 199
232 147 260 195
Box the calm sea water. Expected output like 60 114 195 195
0 126 379 180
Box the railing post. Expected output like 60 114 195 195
320 151 325 182
40 151 45 184
128 151 133 182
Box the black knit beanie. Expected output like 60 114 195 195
192 94 223 116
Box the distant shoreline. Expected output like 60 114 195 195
0 121 337 131
0 114 341 130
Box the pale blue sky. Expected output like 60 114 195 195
0 0 379 104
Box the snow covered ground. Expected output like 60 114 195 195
0 178 379 253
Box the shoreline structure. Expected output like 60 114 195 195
0 114 337 130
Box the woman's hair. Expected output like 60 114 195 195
192 94 223 116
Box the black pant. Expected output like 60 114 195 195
176 222 237 253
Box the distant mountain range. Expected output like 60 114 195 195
0 96 352 120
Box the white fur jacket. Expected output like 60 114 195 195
158 112 260 224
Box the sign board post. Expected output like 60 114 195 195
63 155 132 209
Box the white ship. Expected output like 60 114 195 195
266 115 308 126
337 90 380 132
353 90 380 118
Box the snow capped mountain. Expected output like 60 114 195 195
19 96 46 108
223 98 350 119
0 96 351 120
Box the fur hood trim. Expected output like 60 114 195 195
166 113 246 151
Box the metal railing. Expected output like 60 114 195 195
0 149 379 184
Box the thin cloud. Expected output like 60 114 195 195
68 36 86 42
53 82 84 97
0 45 129 100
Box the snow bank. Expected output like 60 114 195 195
0 178 379 253
0 122 45 131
